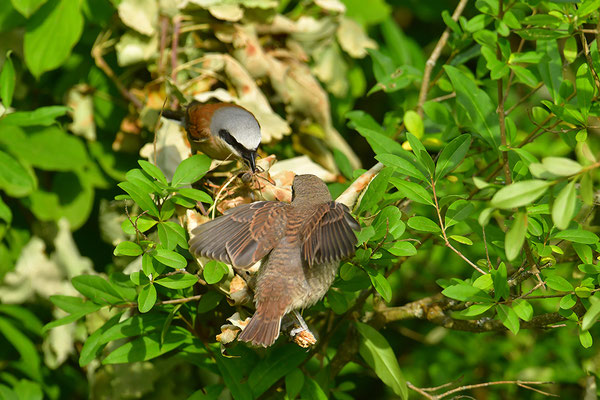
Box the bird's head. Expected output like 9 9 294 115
291 174 332 206
210 105 261 172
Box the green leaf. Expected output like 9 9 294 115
42 306 102 332
71 275 126 305
505 212 526 261
366 267 392 302
333 148 353 180
389 178 433 205
0 51 15 108
285 369 305 400
137 284 156 313
559 294 577 309
576 63 594 114
407 216 440 233
249 345 308 398
49 295 100 314
457 303 494 317
490 180 551 209
545 275 574 292
154 249 187 269
552 181 576 230
158 221 188 250
118 181 160 218
113 241 143 257
155 274 198 289
579 329 593 348
79 312 123 367
442 282 492 302
406 133 435 176
541 157 582 176
435 134 471 180
553 229 599 244
0 197 11 224
121 216 157 235
445 200 475 228
359 167 393 213
0 150 36 197
492 263 509 300
582 301 600 330
375 154 427 181
0 106 70 127
444 65 500 150
138 160 168 185
196 291 223 314
177 188 214 205
24 0 83 78
298 378 327 400
0 317 41 381
537 40 563 103
449 235 472 245
203 260 228 284
512 299 533 321
10 0 47 17
356 322 408 400
573 243 593 264
98 313 167 345
171 154 212 187
213 351 253 400
371 206 405 241
103 329 188 364
497 304 520 334
403 110 423 138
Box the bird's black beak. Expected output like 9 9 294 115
243 151 257 173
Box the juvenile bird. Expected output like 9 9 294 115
189 174 360 347
162 102 261 172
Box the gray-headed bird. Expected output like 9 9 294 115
163 102 261 172
189 174 360 347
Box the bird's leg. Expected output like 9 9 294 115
281 310 317 348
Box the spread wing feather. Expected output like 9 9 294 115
301 202 360 266
189 201 290 268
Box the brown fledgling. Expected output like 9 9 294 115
162 102 261 172
189 174 360 347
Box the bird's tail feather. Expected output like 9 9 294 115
238 310 282 347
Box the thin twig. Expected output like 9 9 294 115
416 0 470 115
431 177 486 274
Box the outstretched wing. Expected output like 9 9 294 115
189 201 290 268
301 202 360 266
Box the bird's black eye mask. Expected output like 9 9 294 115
218 129 257 160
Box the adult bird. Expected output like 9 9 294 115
189 174 360 347
162 102 261 172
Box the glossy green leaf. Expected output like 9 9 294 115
403 110 423 138
10 0 47 17
155 274 198 289
249 345 308 398
444 65 500 150
366 267 392 302
407 216 440 233
138 160 167 185
490 180 551 209
553 229 599 244
154 249 187 269
542 157 582 176
158 221 188 250
0 50 15 108
356 322 408 399
579 329 593 348
406 133 435 176
24 0 84 78
375 153 427 181
497 304 519 334
552 181 576 230
113 241 142 257
79 312 123 367
137 284 156 313
512 299 533 321
505 212 526 261
545 275 574 292
285 369 305 400
359 167 392 213
171 154 212 187
177 188 214 205
492 263 509 300
582 301 600 331
435 134 471 180
0 317 41 381
389 177 433 205
118 181 160 218
103 329 188 364
71 275 126 305
203 260 228 284
0 150 35 197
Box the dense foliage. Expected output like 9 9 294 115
1 0 600 399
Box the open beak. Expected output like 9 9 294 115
243 151 257 173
